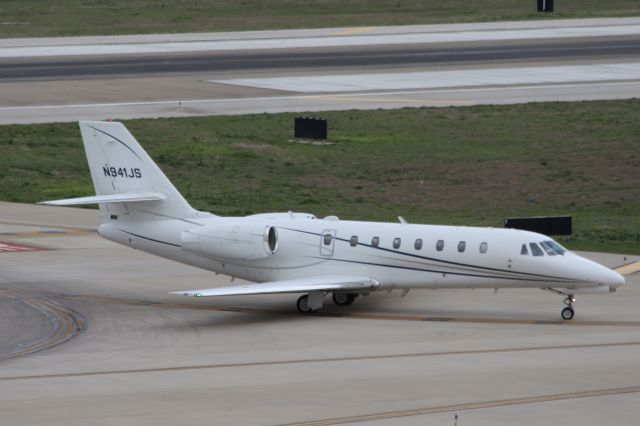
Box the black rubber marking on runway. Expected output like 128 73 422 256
1 341 639 382
2 38 639 81
54 293 640 327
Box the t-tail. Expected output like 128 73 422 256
40 121 202 222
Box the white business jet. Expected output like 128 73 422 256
42 121 625 320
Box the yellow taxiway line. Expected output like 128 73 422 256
332 27 376 36
0 290 85 361
615 261 640 276
316 96 474 105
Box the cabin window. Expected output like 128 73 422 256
371 236 380 247
521 244 529 255
436 240 444 251
529 242 544 257
415 238 423 250
458 241 466 253
479 242 488 254
393 238 401 249
323 234 333 246
350 235 358 247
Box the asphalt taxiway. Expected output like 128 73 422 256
0 201 639 425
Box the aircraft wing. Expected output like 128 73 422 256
39 191 166 206
173 276 379 297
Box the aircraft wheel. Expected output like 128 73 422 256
297 295 312 313
332 292 357 306
561 307 574 320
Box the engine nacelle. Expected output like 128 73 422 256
181 222 278 261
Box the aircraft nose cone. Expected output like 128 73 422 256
608 269 626 287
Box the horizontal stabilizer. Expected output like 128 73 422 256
173 276 379 297
39 191 166 206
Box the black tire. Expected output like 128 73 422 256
332 292 357 306
297 295 312 313
561 307 574 320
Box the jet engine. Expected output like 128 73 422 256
181 222 278 261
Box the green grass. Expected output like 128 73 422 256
0 0 639 38
1 100 639 254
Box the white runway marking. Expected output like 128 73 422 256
211 63 640 93
1 24 639 58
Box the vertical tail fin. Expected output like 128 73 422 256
79 121 196 219
41 121 198 221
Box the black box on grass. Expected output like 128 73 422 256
294 117 327 140
537 0 553 12
504 216 572 236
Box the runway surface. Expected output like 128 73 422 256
0 201 639 425
1 18 640 124
2 38 639 81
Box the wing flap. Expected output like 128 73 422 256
39 192 166 206
173 276 379 297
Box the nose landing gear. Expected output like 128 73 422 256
543 288 576 320
561 295 575 320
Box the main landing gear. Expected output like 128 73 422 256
296 294 313 313
543 288 576 320
296 292 359 313
296 292 325 313
332 292 357 306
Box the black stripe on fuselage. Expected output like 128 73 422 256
313 256 576 284
136 208 207 226
280 227 579 283
122 230 181 247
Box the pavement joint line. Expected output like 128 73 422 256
1 341 639 382
284 386 640 426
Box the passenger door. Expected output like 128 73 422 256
320 229 336 257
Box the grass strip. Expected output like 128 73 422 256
0 100 638 253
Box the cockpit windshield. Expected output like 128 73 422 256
529 242 544 256
522 240 567 256
540 240 567 256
